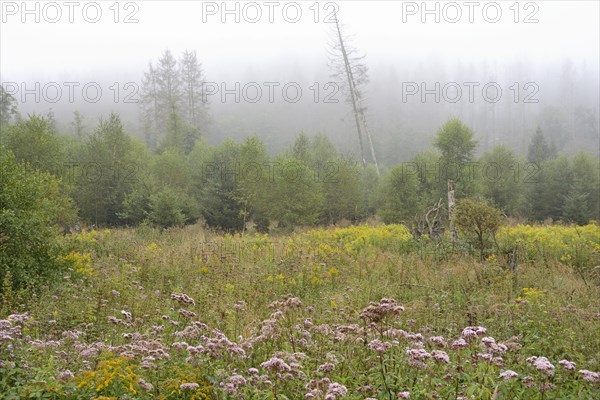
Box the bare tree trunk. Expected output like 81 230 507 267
360 110 380 175
333 13 367 168
448 180 458 242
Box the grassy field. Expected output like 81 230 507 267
1 223 599 399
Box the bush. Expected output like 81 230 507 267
0 150 76 292
454 198 503 261
148 187 199 229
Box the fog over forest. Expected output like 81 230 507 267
2 1 598 164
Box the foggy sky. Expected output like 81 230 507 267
2 1 598 80
1 1 599 160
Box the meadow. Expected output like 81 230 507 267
1 223 599 399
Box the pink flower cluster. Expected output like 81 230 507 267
269 295 303 312
360 298 405 323
499 370 519 381
196 329 246 359
261 356 292 372
171 292 196 306
0 314 31 344
368 339 392 354
578 369 600 383
406 348 431 369
305 378 347 399
221 373 247 393
527 356 555 376
461 326 487 341
558 359 576 370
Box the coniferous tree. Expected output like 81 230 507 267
73 114 139 226
527 127 557 164
139 62 160 149
156 49 182 137
180 49 208 134
479 145 523 215
71 111 87 138
0 85 19 134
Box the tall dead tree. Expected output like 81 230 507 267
329 11 379 175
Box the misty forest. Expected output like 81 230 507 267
1 1 599 399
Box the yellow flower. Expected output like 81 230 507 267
327 267 339 279
146 242 159 252
62 251 94 277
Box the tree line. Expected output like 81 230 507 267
1 106 598 233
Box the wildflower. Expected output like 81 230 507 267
578 370 600 383
405 332 424 342
229 374 246 386
171 341 189 350
481 337 496 346
357 385 375 393
429 336 447 347
485 341 508 356
261 356 292 372
522 376 535 388
361 298 404 323
407 348 431 369
138 378 154 391
178 309 197 319
171 292 196 306
461 326 486 341
269 295 303 312
317 362 335 373
180 382 200 390
407 348 431 360
325 382 347 399
61 330 82 340
58 370 74 381
368 339 392 353
558 360 576 370
499 370 518 381
221 382 236 393
529 356 555 376
398 392 411 399
451 338 469 349
431 350 450 364
120 310 132 321
539 382 556 392
174 322 207 340
221 374 247 393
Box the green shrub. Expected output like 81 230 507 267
0 150 76 292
